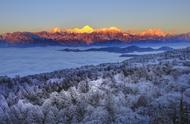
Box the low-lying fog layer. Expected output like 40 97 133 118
0 42 190 77
0 47 126 77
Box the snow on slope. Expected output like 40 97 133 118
0 47 190 124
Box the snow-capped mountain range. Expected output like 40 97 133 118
0 26 190 46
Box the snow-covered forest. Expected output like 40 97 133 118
0 47 190 124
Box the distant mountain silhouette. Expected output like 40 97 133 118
59 46 174 53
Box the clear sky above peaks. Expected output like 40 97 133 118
0 0 190 34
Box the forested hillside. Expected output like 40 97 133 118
0 47 190 124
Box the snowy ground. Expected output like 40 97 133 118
0 47 190 124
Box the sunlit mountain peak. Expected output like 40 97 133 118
81 25 94 33
65 25 122 33
52 27 61 33
140 28 167 36
66 25 94 33
96 26 121 33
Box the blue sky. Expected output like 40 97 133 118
0 0 190 33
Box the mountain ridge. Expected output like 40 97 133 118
59 46 174 53
0 30 190 46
